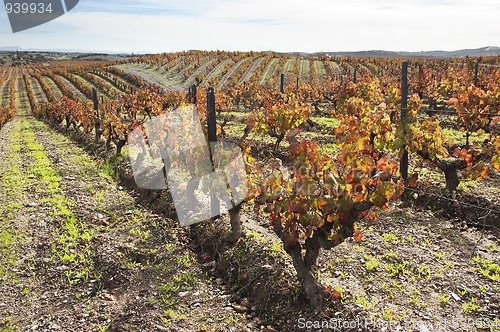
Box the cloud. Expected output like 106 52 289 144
0 0 499 52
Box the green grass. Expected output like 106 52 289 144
99 159 119 180
471 255 500 282
365 258 381 271
20 119 97 285
299 59 311 82
224 121 247 137
319 142 340 156
0 229 15 248
0 120 26 280
222 111 247 119
382 232 399 245
41 76 63 99
259 58 279 85
441 127 489 146
437 294 451 307
310 117 340 128
463 297 483 313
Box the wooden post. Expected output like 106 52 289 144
353 66 357 84
400 62 409 181
296 76 299 90
206 87 220 218
92 88 98 110
417 65 424 98
92 88 100 142
474 61 479 86
280 73 285 93
207 87 217 147
190 84 197 104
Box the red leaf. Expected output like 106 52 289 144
408 173 418 187
354 229 364 242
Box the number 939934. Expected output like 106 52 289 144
5 2 54 14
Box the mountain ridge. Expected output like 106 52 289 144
315 46 500 58
1 46 500 58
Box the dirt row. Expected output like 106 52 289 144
0 113 264 331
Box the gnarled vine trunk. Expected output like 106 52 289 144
272 223 335 311
229 203 242 243
416 150 468 193
285 242 326 311
435 158 467 193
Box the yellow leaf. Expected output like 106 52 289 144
491 155 500 170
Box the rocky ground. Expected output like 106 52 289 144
0 110 499 332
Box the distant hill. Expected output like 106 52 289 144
0 46 131 55
1 46 500 58
318 46 500 58
0 46 23 51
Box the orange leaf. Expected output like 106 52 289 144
354 229 364 242
408 173 418 187
368 210 378 223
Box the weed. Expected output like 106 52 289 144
354 295 370 311
463 297 483 313
471 256 500 282
129 227 150 243
457 179 477 191
20 120 97 286
165 243 175 252
385 259 410 278
269 241 283 255
433 251 446 260
60 253 77 264
99 160 118 180
97 323 111 332
245 229 264 242
417 265 431 280
383 251 398 261
407 296 425 308
173 271 198 288
320 143 340 155
176 253 195 268
0 229 15 247
486 243 498 252
379 308 397 322
95 191 105 204
404 235 416 244
382 233 399 245
158 283 180 307
438 295 451 307
365 258 381 271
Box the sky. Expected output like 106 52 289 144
0 0 499 54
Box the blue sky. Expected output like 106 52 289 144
0 0 499 53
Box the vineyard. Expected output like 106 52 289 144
0 50 499 331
